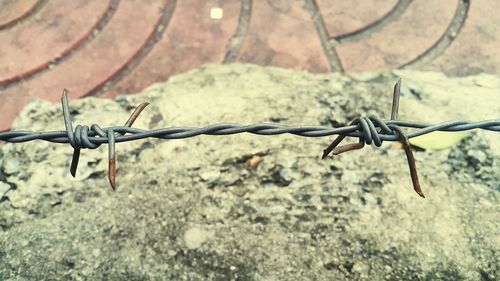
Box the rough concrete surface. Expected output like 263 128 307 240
0 64 499 280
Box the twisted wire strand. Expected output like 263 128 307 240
0 80 498 197
2 119 499 145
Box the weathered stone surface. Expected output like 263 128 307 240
0 64 498 280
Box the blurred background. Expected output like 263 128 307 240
0 0 498 133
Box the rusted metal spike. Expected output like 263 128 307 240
109 159 116 191
388 79 424 198
122 102 150 129
322 134 346 159
391 78 401 120
108 129 116 191
332 141 364 155
390 125 425 198
322 118 363 159
107 102 150 191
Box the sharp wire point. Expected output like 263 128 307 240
107 129 116 191
1 83 496 197
62 89 82 177
391 78 401 120
322 134 346 159
70 148 80 177
122 102 150 129
332 142 364 155
109 158 116 191
107 102 149 191
390 125 425 198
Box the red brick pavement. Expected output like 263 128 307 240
0 0 111 85
101 0 240 99
319 0 398 37
0 0 499 132
332 0 457 72
0 0 42 29
235 0 330 73
426 0 500 76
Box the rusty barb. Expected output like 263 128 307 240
61 90 149 191
321 79 424 198
0 80 499 196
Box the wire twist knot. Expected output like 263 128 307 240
66 124 116 150
321 79 425 198
61 89 148 190
348 116 396 147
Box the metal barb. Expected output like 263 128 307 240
389 125 425 198
122 102 150 130
389 79 424 198
332 141 364 155
1 85 497 197
108 101 150 191
321 118 368 159
391 78 401 120
60 90 149 191
321 79 425 198
61 90 80 177
108 129 116 191
321 134 346 159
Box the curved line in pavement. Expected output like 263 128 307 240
399 0 470 68
0 0 47 31
306 0 344 72
0 0 119 90
331 0 412 44
224 0 252 63
89 0 177 97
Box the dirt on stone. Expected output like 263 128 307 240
0 64 499 280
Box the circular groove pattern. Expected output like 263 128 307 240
331 0 412 44
399 0 470 68
90 0 176 97
0 0 498 133
0 0 46 31
224 0 252 63
306 0 344 72
314 0 470 72
0 0 119 89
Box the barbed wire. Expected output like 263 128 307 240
0 79 499 197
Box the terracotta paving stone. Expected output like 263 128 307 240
236 0 330 73
0 0 39 28
317 0 398 37
426 0 500 76
102 0 241 99
334 0 457 72
0 0 110 85
0 0 165 131
1 0 500 135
